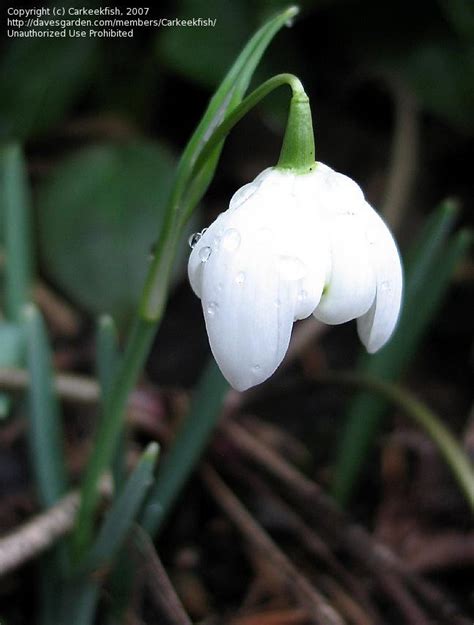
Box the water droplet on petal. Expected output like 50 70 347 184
199 246 212 262
251 364 261 374
189 228 209 249
188 232 201 248
206 301 218 316
222 228 241 252
380 280 391 292
278 256 307 280
275 299 281 309
235 272 245 285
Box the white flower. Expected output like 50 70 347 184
188 163 403 391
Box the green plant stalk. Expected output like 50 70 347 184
141 360 228 536
0 143 33 320
23 304 67 508
23 303 69 623
97 315 124 491
72 5 301 558
64 443 159 625
72 317 155 559
140 73 311 322
276 92 315 173
325 372 474 511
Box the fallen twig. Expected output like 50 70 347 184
0 492 79 576
220 419 470 625
132 526 193 625
202 464 346 625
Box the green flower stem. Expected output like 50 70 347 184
324 372 474 511
71 317 155 559
276 91 315 173
140 73 311 322
188 73 310 194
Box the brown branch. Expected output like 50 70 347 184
220 419 470 625
202 464 346 625
0 367 99 405
132 527 192 625
0 492 79 576
222 458 380 624
0 479 112 577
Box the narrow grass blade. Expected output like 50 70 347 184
63 443 159 625
96 315 124 491
81 441 159 572
328 372 474 511
0 321 24 418
0 144 33 320
23 303 69 623
332 203 471 505
23 303 67 508
141 360 228 536
97 314 118 402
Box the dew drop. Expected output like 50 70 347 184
188 228 208 249
278 255 307 280
251 364 261 374
235 272 245 285
188 232 201 249
275 299 281 309
380 280 391 292
199 246 212 263
206 301 218 317
222 228 241 252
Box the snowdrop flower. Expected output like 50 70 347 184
188 163 402 391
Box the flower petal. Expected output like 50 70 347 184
357 201 403 352
189 168 329 390
313 212 376 325
200 231 296 392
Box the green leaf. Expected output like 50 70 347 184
0 144 33 320
37 142 184 324
81 442 159 572
0 35 96 140
23 304 68 508
332 203 472 505
141 360 228 536
97 315 119 404
0 321 25 418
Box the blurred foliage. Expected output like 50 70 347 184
0 35 96 140
37 142 183 325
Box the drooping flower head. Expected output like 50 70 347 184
189 163 402 391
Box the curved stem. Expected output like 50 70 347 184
189 73 307 184
323 372 474 512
